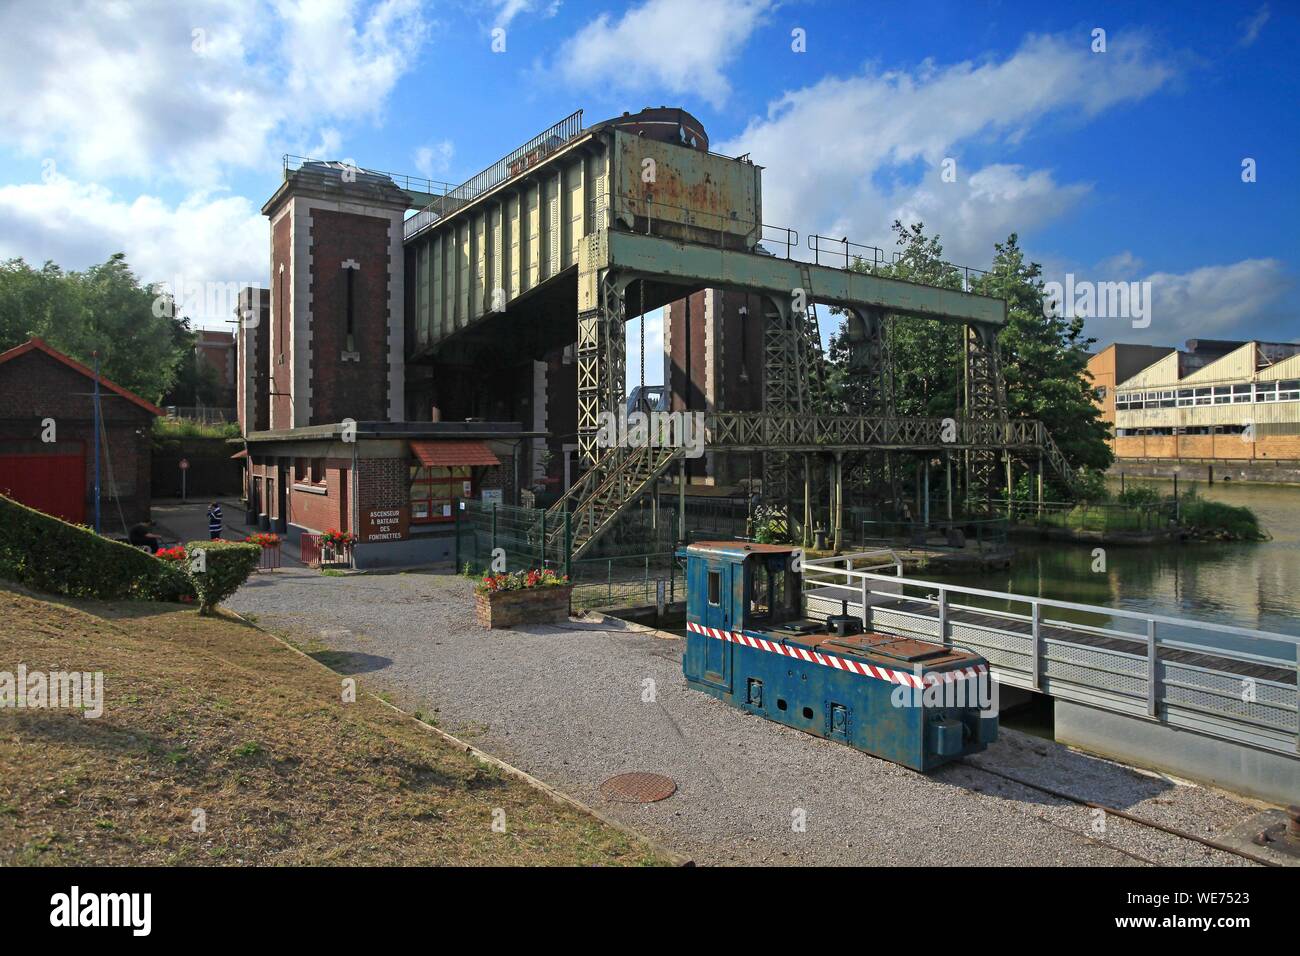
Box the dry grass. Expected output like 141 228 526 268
0 583 667 866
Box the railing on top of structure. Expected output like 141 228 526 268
283 154 456 201
800 555 1300 757
404 110 586 241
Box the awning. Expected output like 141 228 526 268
410 439 500 467
230 449 248 459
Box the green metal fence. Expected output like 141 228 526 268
568 550 685 612
858 515 1009 551
453 500 571 576
986 498 1174 534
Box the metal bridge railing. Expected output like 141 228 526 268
808 234 887 271
405 110 585 240
704 412 1046 450
283 154 456 199
800 557 1300 758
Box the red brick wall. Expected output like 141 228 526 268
1116 433 1300 461
308 209 393 425
237 287 270 434
270 214 293 430
286 459 350 532
357 458 408 512
0 349 154 524
666 289 708 413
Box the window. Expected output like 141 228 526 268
1212 386 1231 405
1256 382 1278 402
1194 387 1212 406
1232 383 1253 403
748 558 798 625
310 458 326 485
1278 380 1300 402
409 464 473 522
707 570 720 606
294 458 307 483
1160 390 1175 408
1176 388 1193 407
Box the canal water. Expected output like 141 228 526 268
928 479 1300 662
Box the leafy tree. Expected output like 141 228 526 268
970 234 1112 475
825 223 1113 492
0 253 188 402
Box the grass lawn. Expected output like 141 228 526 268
0 583 668 866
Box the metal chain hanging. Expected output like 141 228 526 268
639 278 645 398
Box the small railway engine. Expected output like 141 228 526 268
680 542 997 771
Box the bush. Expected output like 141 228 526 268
0 493 183 601
184 540 261 614
1178 491 1265 540
1115 483 1162 509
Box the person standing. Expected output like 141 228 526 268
207 501 223 541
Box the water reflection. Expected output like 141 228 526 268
928 479 1300 661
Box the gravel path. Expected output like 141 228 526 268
229 568 1263 867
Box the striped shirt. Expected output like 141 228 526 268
207 505 223 534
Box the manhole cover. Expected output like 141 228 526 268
599 772 677 803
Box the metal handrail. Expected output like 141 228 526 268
800 557 1299 755
283 154 456 199
890 251 989 292
824 567 1300 649
807 233 887 270
405 110 585 240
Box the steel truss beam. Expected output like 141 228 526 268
576 271 627 464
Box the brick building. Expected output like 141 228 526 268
237 162 534 568
0 337 159 527
1089 339 1300 481
193 329 237 408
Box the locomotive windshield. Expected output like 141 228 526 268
747 555 801 626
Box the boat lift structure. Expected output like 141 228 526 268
400 108 1077 559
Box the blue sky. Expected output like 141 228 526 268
0 0 1294 388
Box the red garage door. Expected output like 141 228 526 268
0 445 86 524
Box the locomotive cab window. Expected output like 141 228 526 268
707 570 721 605
747 556 800 626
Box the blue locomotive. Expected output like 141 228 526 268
680 541 997 771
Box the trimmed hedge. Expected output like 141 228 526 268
184 540 261 615
0 493 189 601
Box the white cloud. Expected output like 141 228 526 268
718 32 1176 263
1138 259 1290 343
0 0 428 186
414 140 455 180
559 0 771 108
492 0 561 29
0 174 266 327
1238 5 1270 47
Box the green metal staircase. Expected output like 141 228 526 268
544 443 687 561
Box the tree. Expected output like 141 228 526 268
0 253 188 402
826 220 964 417
825 223 1113 485
971 234 1113 475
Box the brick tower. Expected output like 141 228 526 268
261 162 410 428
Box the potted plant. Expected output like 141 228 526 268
243 531 282 570
474 568 572 628
319 528 355 566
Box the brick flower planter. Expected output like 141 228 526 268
475 585 573 629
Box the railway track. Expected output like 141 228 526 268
957 759 1279 867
